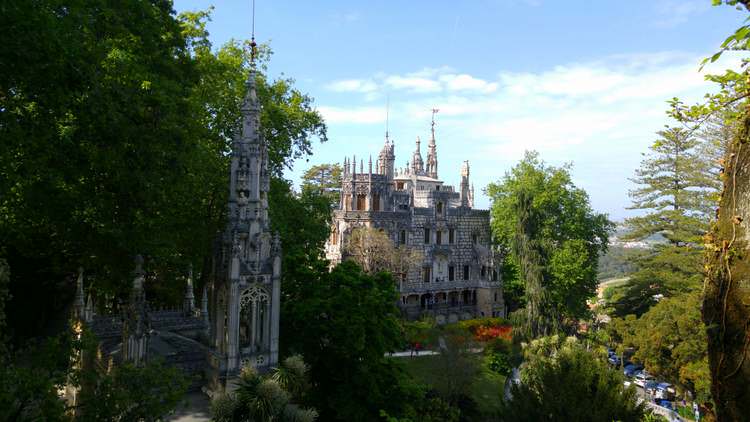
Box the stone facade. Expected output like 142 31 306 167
68 66 281 402
206 67 281 392
325 120 504 323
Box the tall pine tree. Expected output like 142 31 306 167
626 127 718 246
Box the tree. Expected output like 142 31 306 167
280 260 413 421
74 359 189 421
345 226 423 279
662 4 750 417
618 292 710 403
502 335 644 422
0 4 327 343
612 245 703 317
487 151 612 337
301 163 343 206
626 127 718 246
211 355 317 422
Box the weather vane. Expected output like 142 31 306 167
250 0 257 64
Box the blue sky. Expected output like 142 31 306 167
173 0 745 220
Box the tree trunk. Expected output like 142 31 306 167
704 108 750 421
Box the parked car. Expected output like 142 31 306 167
643 380 659 394
634 372 656 387
656 399 673 410
608 354 622 366
623 364 643 377
655 383 676 400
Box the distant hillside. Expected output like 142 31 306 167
597 223 662 280
597 244 643 281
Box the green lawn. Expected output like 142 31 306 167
395 354 506 416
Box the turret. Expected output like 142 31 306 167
460 161 471 207
411 137 424 175
378 139 396 180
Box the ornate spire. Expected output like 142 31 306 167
426 108 438 179
411 137 424 175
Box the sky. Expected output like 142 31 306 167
173 0 746 221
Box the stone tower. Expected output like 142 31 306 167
208 67 282 391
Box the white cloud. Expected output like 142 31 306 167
317 106 384 124
326 79 378 93
313 51 742 218
440 74 498 93
652 0 709 28
384 75 442 93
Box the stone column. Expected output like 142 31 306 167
270 256 281 367
263 299 271 350
250 299 258 351
226 256 241 371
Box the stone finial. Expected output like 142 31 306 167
85 293 94 322
184 264 195 314
134 255 145 277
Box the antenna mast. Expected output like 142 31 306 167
385 95 390 141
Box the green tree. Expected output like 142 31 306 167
670 2 750 417
626 292 709 402
502 335 644 422
281 260 412 421
626 127 718 246
74 358 189 421
487 151 612 337
301 163 343 206
0 4 327 342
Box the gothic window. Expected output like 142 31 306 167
493 270 498 281
372 193 380 211
436 202 443 214
436 230 442 245
399 230 407 245
356 194 366 210
481 266 486 278
463 265 470 280
449 228 455 244
472 233 478 245
330 228 338 245
449 266 455 281
239 286 269 351
396 181 404 190
436 185 440 191
422 267 431 283
424 228 431 244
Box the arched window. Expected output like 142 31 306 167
330 228 338 245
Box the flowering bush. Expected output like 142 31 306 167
473 324 512 342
